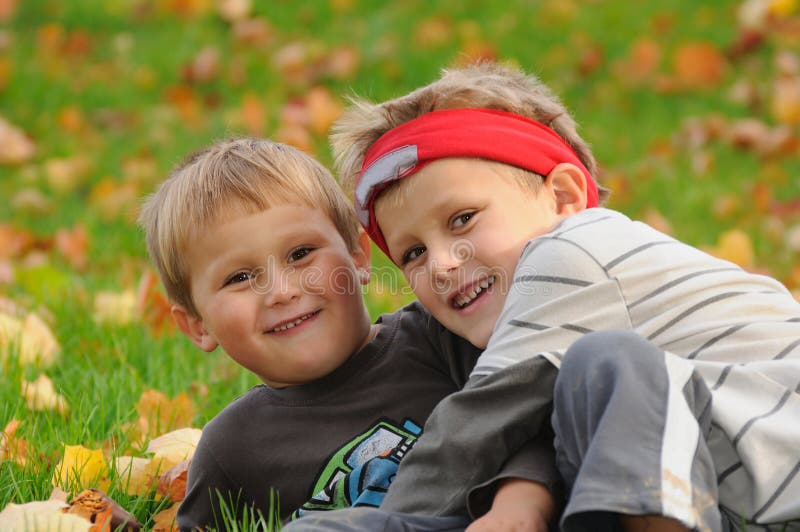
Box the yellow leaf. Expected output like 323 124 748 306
708 229 755 269
22 374 69 415
20 313 60 367
0 499 91 532
53 445 108 492
146 428 202 477
114 456 155 497
93 290 137 325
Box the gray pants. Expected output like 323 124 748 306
285 331 723 531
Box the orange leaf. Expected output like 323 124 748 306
673 42 727 88
55 224 89 270
306 86 343 135
0 0 17 22
158 459 191 502
239 92 266 136
133 390 196 440
136 270 175 336
707 229 755 269
414 16 455 48
67 489 141 532
771 77 800 125
232 18 275 47
182 46 220 84
152 504 179 532
0 419 29 466
321 45 361 81
216 0 251 22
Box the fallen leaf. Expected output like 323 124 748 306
232 18 274 47
771 77 800 124
641 208 673 235
22 374 69 415
706 229 755 269
146 428 202 477
0 0 17 22
45 156 92 194
67 489 141 532
55 225 89 270
158 459 190 502
414 16 454 48
20 312 61 367
0 499 89 532
786 223 800 251
320 45 361 81
215 0 250 22
93 290 137 325
0 224 34 259
0 116 36 165
136 270 174 336
115 456 155 497
151 503 179 532
306 86 343 135
239 92 266 136
182 46 220 84
125 389 196 444
53 445 108 492
0 419 29 466
673 41 727 88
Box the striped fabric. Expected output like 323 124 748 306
472 208 800 526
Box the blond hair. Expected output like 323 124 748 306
331 60 609 201
138 138 360 317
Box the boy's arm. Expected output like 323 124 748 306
178 438 232 532
380 357 560 517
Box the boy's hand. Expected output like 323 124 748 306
466 478 553 532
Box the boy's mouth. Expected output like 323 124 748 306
266 310 320 333
451 275 495 309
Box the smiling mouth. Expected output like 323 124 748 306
452 276 495 309
267 310 320 333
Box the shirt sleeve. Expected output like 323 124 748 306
177 434 238 532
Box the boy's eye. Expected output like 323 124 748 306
401 245 426 265
288 247 313 263
224 271 251 286
451 211 475 229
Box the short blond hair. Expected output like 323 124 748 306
139 138 360 317
331 60 609 201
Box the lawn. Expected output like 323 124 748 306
1 0 799 529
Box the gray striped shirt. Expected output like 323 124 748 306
473 208 800 526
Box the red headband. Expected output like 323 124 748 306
354 108 598 258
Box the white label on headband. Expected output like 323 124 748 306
355 145 419 225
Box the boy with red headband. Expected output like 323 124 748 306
285 62 800 531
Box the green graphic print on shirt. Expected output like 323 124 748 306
291 418 422 519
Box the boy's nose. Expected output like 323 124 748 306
254 267 301 307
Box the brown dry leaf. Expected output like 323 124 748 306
115 456 156 497
306 86 343 135
321 45 361 81
158 459 191 502
22 374 69 415
232 17 274 47
0 0 18 21
414 16 455 48
771 77 800 124
164 85 202 125
0 499 89 532
578 43 604 77
726 118 771 151
136 270 175 336
55 224 89 270
152 503 179 532
0 419 29 466
239 92 266 136
132 390 196 441
673 41 727 88
0 224 34 259
0 116 36 165
614 38 661 85
215 0 251 22
67 489 141 532
182 46 221 84
146 428 202 477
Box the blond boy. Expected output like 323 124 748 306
285 62 800 532
138 138 557 530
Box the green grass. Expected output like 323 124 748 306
1 0 798 530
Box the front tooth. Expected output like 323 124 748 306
468 290 477 298
480 280 488 289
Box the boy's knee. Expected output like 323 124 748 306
559 330 661 386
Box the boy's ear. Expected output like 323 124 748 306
547 163 588 216
353 229 372 285
171 304 218 352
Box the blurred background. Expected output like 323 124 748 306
0 0 799 524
